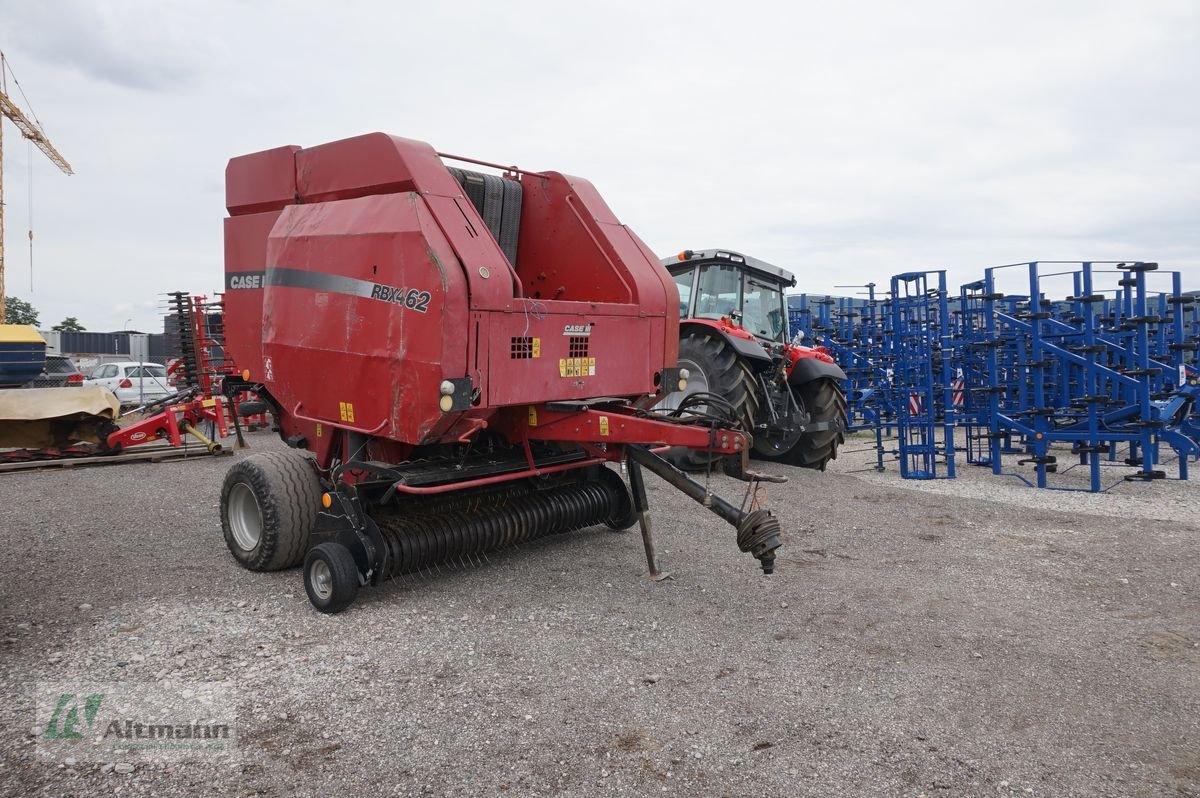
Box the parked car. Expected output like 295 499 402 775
23 354 85 388
84 361 174 407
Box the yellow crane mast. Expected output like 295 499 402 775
0 52 73 323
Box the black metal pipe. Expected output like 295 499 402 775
624 445 742 526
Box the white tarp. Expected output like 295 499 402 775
0 386 121 448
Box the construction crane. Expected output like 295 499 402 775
0 52 73 323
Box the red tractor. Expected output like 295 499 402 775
660 249 847 470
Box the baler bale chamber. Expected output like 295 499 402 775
218 133 784 612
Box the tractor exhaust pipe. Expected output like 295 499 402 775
624 445 782 575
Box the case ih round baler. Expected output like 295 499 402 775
219 133 784 612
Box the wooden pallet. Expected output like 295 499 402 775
0 444 232 473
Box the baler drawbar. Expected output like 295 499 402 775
218 133 784 612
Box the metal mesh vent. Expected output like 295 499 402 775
511 337 534 359
568 336 589 358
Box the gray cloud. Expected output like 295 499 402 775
0 0 199 91
0 0 1196 332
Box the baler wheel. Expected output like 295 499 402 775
770 378 847 471
220 451 322 571
303 543 360 614
664 332 758 471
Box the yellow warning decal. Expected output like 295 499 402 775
528 406 538 426
556 357 595 378
532 338 541 358
202 398 217 408
339 401 355 423
316 423 323 438
599 415 610 436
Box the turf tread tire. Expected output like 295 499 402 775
220 450 323 572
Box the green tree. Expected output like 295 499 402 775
3 296 40 326
52 317 86 332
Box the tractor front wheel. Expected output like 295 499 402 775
775 378 847 471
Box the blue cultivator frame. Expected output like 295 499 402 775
953 261 1198 491
889 271 956 479
788 259 1199 492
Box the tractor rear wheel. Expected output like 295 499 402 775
220 451 323 571
770 378 846 471
661 332 759 471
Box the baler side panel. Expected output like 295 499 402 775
626 226 680 368
516 173 638 305
262 192 470 445
293 133 517 310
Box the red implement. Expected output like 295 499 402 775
219 134 783 613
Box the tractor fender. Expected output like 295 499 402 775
680 320 771 364
787 356 847 386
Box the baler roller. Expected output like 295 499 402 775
371 477 630 579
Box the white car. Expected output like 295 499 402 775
85 361 174 407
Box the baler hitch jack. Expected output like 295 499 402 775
625 445 782 576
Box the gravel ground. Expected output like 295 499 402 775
0 430 1197 797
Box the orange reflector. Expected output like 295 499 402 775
241 369 250 381
321 493 332 508
1035 433 1044 439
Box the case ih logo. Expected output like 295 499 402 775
562 324 592 336
226 271 265 290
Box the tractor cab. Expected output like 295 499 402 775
664 249 796 344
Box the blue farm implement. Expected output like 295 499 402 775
790 260 1199 492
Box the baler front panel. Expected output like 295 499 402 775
223 210 284 385
262 192 469 444
486 311 661 406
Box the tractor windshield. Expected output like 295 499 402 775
742 275 786 341
694 263 742 319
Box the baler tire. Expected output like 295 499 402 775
665 332 759 471
775 378 847 471
220 451 322 572
303 543 360 614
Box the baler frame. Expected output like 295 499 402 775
218 133 788 612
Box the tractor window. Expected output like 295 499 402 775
673 269 695 318
742 276 786 341
694 263 742 320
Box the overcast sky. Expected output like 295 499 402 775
1 0 1197 332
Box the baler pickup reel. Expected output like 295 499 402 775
216 132 788 612
324 410 781 600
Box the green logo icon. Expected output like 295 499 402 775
44 693 104 739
